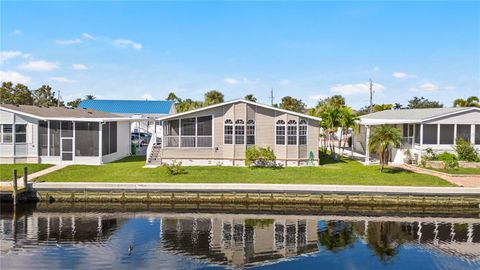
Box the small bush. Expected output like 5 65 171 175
454 138 480 162
164 160 186 175
435 152 459 169
245 146 277 167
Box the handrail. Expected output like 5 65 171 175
146 132 157 164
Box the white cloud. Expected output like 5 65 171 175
373 66 380 72
329 82 385 95
393 71 416 79
12 29 21 35
19 60 59 71
224 78 239 84
410 82 455 92
0 51 22 62
114 39 142 50
55 38 82 45
309 94 329 101
82 33 95 40
0 70 31 84
141 93 155 100
23 53 32 59
49 77 75 83
279 80 290 85
72 63 87 70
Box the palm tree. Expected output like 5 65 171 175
337 107 357 153
244 94 257 102
368 125 403 172
85 95 96 100
204 90 224 106
453 96 479 107
320 105 341 157
166 92 181 103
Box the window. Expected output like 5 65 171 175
197 116 212 147
287 120 297 145
235 120 245 144
299 120 307 145
181 118 196 147
102 122 117 155
164 119 180 147
2 124 13 143
422 124 438 144
456 125 471 142
440 124 454 144
14 124 27 143
39 121 48 155
246 120 255 145
414 124 420 144
75 122 99 156
61 121 73 137
224 119 233 144
276 120 285 145
49 121 60 156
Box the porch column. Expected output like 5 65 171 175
98 123 103 160
365 125 371 165
453 124 457 144
419 124 424 146
437 124 440 145
470 124 475 144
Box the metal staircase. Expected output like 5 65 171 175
145 133 162 166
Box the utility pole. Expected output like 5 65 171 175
270 88 274 106
368 79 373 113
57 90 61 107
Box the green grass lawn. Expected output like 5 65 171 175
430 167 480 175
0 163 53 181
34 156 455 187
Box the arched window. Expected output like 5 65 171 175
287 120 297 145
299 119 307 145
276 120 286 145
224 119 233 144
235 120 245 144
246 120 255 145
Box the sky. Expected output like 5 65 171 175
1 1 479 109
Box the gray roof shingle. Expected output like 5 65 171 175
0 104 123 119
359 107 469 121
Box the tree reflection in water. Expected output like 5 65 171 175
317 221 354 252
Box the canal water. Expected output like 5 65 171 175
1 203 479 269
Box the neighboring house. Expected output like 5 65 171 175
78 99 176 136
355 107 480 164
147 99 321 166
0 104 142 165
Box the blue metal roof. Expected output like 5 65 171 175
78 99 174 114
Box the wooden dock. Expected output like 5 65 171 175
0 167 30 204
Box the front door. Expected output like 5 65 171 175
61 138 74 163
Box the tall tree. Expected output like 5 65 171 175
0 82 15 104
85 95 96 100
204 90 224 106
244 94 257 102
67 98 83 108
320 105 341 157
453 96 479 107
393 103 403 110
368 125 403 172
33 85 59 106
372 104 393 112
407 96 443 109
279 96 306 113
166 92 182 103
176 99 203 112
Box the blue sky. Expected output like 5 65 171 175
1 1 479 109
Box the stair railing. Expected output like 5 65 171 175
146 132 157 164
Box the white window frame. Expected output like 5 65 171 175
275 120 286 145
299 119 307 145
287 120 297 145
246 120 255 145
235 119 245 145
224 119 233 145
14 124 27 144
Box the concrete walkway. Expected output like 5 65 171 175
28 165 66 182
31 182 480 196
396 164 480 188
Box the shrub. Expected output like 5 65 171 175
454 138 480 162
245 146 277 167
164 160 186 175
435 152 459 169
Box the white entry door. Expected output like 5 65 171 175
61 138 74 164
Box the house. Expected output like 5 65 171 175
78 99 176 136
147 99 321 166
355 107 480 164
0 104 143 165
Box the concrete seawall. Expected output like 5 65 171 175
26 182 480 208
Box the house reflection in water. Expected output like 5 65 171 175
1 212 479 268
160 217 318 267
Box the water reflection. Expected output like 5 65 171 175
1 203 479 269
